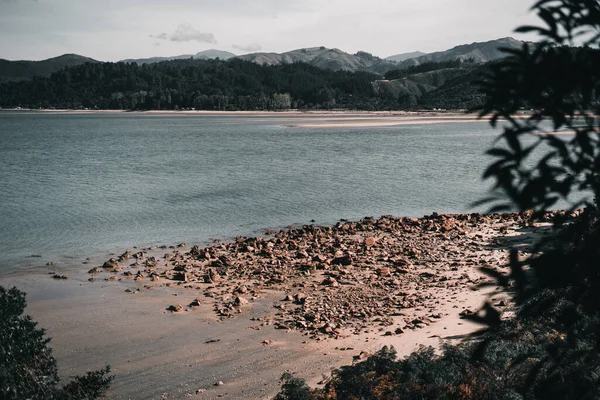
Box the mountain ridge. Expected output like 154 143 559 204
121 49 237 65
385 51 426 62
0 54 98 82
0 38 525 83
396 37 523 68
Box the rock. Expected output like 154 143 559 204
234 296 249 306
189 299 201 307
459 309 474 317
167 304 184 312
295 293 308 304
395 327 405 334
353 351 371 362
214 381 224 386
102 259 119 269
262 339 274 345
322 277 339 287
332 254 352 266
204 268 220 283
365 237 377 246
52 274 67 280
172 272 188 282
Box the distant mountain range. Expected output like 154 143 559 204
0 38 525 83
235 47 398 74
384 51 426 63
395 37 523 68
121 49 237 65
0 54 98 82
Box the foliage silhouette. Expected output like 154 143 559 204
0 286 113 399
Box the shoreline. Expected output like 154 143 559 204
0 108 473 117
0 211 554 399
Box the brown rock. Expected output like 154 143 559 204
332 254 352 266
322 277 339 287
102 259 119 270
189 299 201 307
234 296 249 306
167 304 184 312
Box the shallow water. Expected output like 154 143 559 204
0 112 499 272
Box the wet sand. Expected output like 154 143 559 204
0 211 551 399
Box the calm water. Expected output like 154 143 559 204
0 112 500 272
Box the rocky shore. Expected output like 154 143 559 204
90 211 553 342
2 210 564 399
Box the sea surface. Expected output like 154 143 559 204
0 112 501 273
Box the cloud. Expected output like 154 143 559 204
151 22 216 44
233 43 262 52
149 32 168 40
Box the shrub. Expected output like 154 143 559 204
0 286 113 399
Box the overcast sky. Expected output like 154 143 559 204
0 0 540 61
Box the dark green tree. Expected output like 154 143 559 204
478 0 600 212
0 286 113 399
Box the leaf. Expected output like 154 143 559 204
486 147 516 159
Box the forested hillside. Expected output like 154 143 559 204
0 54 98 83
0 58 487 111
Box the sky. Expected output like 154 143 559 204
0 0 541 61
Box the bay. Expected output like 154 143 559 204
0 112 498 272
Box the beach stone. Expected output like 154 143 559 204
295 293 308 304
332 254 352 266
365 237 377 246
102 259 119 269
234 296 249 306
322 276 339 287
189 299 201 307
167 304 184 312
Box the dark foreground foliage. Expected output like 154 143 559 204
0 286 113 399
276 1 600 398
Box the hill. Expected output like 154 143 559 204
235 47 398 75
122 49 236 65
396 37 523 68
385 51 426 62
0 54 98 82
194 49 236 60
372 64 484 109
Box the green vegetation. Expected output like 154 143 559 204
275 0 600 398
0 286 113 399
384 59 469 80
0 59 398 110
0 56 489 111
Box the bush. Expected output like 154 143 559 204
0 286 113 399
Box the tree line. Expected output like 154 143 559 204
0 57 485 111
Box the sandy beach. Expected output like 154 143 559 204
0 211 551 399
